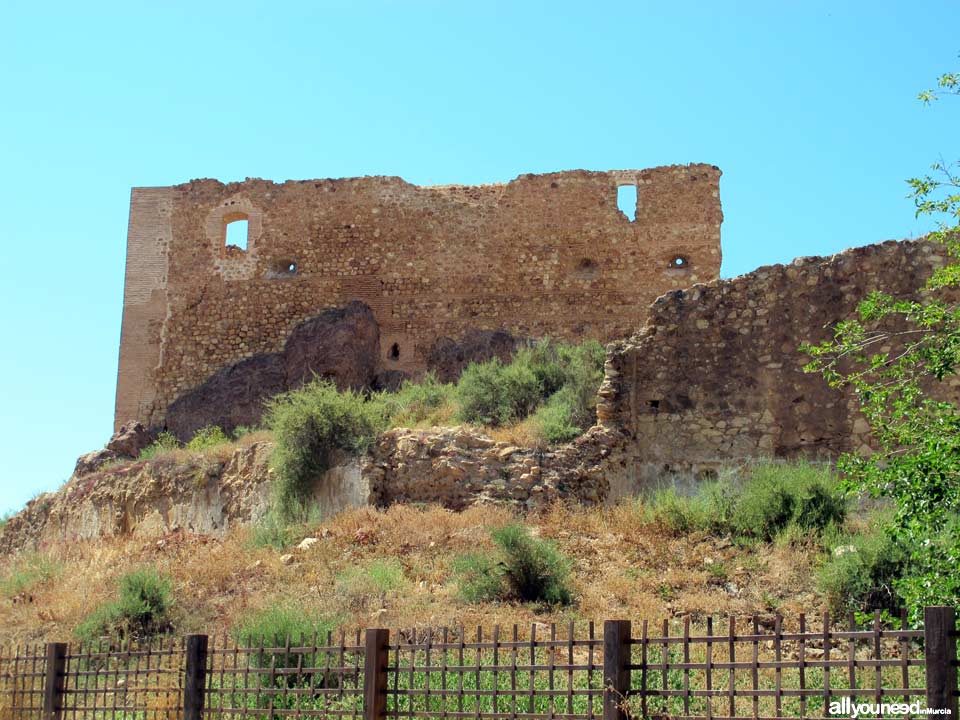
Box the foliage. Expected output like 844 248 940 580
138 431 180 460
381 372 457 428
817 521 909 616
455 358 540 427
455 522 572 605
455 339 605 438
335 559 408 610
530 388 582 444
234 602 339 690
249 510 298 550
76 567 174 641
266 380 387 519
803 66 960 623
185 425 230 451
644 462 846 542
0 552 61 598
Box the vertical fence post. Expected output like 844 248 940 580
604 620 631 720
364 629 390 720
925 606 958 717
183 634 209 720
43 642 67 720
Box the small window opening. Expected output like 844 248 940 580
287 262 297 274
225 218 249 251
648 399 660 410
575 257 598 279
389 343 400 361
669 255 689 269
617 185 637 222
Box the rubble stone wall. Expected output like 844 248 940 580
115 166 723 429
595 239 955 491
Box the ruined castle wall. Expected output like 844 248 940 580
595 239 954 493
115 165 722 429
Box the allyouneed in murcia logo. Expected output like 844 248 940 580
828 697 952 717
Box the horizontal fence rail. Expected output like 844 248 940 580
0 607 954 719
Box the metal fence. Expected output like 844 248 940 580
0 607 955 720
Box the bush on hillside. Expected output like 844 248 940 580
455 523 572 605
185 425 230 451
645 462 847 542
381 372 457 428
266 380 387 519
455 358 540 427
530 388 582 444
335 559 407 610
234 603 339 689
818 523 908 615
138 431 180 460
76 567 174 641
456 339 606 437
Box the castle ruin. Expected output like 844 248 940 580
115 165 723 430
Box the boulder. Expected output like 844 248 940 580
165 354 286 441
426 329 522 383
284 301 379 390
74 449 118 477
105 421 156 458
164 301 380 441
74 421 157 477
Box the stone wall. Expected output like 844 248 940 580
115 165 723 429
595 239 954 491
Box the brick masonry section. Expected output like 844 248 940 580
114 165 723 429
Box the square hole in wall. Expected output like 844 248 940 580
617 185 638 222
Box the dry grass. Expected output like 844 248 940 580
0 502 829 645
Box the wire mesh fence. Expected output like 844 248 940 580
203 630 364 718
385 622 605 720
0 642 46 719
0 608 952 720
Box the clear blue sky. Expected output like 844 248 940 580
0 1 957 514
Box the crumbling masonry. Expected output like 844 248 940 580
115 165 723 430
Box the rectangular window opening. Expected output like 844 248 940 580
225 219 249 251
617 185 638 222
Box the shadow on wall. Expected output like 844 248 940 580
164 301 380 440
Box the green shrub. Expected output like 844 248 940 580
453 551 510 604
382 373 456 428
455 359 540 427
0 552 61 598
185 425 230 451
642 462 846 543
553 339 606 428
138 431 180 460
249 510 297 550
730 480 795 541
529 388 581 444
234 602 339 688
645 487 702 534
76 567 174 641
266 380 387 519
232 425 257 439
731 462 846 540
335 559 407 610
455 339 605 437
455 523 573 605
818 523 908 615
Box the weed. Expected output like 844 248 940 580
455 523 572 605
185 425 230 451
266 379 386 519
335 559 407 610
138 431 180 460
0 552 62 598
76 566 174 641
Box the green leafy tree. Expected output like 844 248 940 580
803 66 960 622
